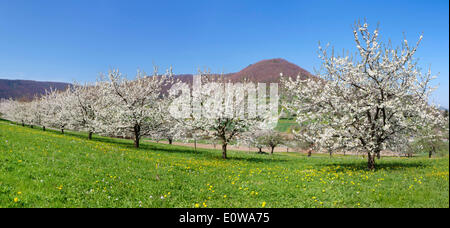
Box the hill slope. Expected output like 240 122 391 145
1 119 448 208
0 79 70 100
229 58 313 83
174 58 315 84
0 58 314 100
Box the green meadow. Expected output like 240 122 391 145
0 119 448 208
274 118 297 133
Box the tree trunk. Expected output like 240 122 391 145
271 146 274 155
368 153 376 170
258 148 262 153
22 122 24 127
43 126 46 131
429 146 435 158
30 125 33 128
329 150 332 157
222 143 227 159
88 131 93 140
168 138 173 145
134 124 140 148
134 137 140 148
194 138 197 152
307 149 312 157
377 151 381 159
61 128 64 134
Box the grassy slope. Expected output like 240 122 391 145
0 120 448 208
275 118 297 133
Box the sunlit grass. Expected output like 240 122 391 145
274 118 297 133
0 120 448 208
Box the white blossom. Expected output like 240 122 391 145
282 21 448 169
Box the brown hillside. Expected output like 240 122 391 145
0 58 313 99
172 58 314 84
229 58 314 83
0 79 70 100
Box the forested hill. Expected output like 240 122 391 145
0 58 315 100
0 79 70 101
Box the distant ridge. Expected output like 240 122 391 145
0 79 70 101
172 58 315 84
229 58 313 83
0 58 314 100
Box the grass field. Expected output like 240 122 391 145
274 118 297 133
0 119 448 208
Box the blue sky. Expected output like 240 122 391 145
0 0 448 108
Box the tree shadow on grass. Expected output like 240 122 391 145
67 131 291 163
226 155 290 163
55 128 289 162
142 144 291 163
318 159 429 172
46 128 214 156
142 143 204 154
7 122 291 164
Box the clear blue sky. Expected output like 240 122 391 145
0 0 448 108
